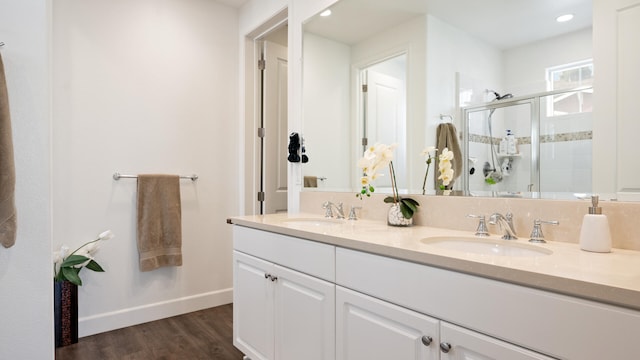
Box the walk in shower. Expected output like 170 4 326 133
462 87 593 197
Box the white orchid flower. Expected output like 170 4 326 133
439 148 454 161
98 230 114 241
421 146 436 157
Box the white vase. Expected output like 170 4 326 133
387 203 413 227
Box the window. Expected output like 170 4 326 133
545 60 593 116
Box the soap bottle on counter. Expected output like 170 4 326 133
579 195 612 253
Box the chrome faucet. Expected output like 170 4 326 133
489 212 517 240
322 201 345 219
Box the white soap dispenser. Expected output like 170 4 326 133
579 195 612 253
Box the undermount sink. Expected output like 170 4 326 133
281 218 345 227
421 236 552 257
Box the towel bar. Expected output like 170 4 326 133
113 172 198 181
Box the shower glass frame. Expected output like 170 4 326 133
461 86 593 196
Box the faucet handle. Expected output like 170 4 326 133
467 214 489 237
335 202 345 219
348 206 362 220
322 201 334 218
529 219 559 243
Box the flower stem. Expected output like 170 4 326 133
68 237 99 257
422 158 431 195
389 162 399 203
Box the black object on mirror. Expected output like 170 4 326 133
288 132 301 162
301 137 309 163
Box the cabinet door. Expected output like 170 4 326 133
233 251 275 360
336 286 439 360
274 264 335 360
439 322 554 360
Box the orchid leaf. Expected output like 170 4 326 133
61 267 82 286
85 260 105 272
60 254 90 268
399 203 413 219
383 196 396 203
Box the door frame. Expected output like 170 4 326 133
242 9 288 215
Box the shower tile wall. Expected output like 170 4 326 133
540 112 592 193
467 108 592 194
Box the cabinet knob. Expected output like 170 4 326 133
264 273 269 279
421 335 433 346
270 276 278 282
440 342 452 353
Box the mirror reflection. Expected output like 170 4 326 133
302 0 594 199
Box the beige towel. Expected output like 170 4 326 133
435 123 463 189
0 54 17 248
304 176 318 188
137 175 182 271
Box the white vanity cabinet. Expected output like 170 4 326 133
233 226 336 360
336 247 640 359
336 286 552 360
233 224 640 359
438 322 553 360
336 286 440 360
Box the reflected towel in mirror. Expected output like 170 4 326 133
304 176 318 188
435 123 463 189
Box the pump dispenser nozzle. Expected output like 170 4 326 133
589 195 602 214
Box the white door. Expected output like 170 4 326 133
336 286 439 360
274 264 335 360
263 40 288 214
593 0 640 199
364 68 406 189
233 251 275 360
439 322 554 360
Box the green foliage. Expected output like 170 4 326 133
384 196 420 219
56 254 106 286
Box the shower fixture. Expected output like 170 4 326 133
487 89 514 101
484 90 515 184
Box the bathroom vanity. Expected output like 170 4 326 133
230 214 640 360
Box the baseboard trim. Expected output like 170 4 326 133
78 288 233 337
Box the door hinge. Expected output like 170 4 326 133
257 191 265 202
362 84 368 92
362 137 368 147
258 59 266 70
258 127 266 138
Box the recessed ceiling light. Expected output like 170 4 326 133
320 9 332 17
556 14 574 23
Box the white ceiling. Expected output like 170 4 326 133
305 0 592 50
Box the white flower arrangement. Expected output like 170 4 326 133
53 230 114 286
357 143 419 219
421 146 455 193
438 148 454 188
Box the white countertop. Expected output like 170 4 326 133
230 213 640 311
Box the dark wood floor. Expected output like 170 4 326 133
56 304 245 360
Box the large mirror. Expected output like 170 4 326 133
302 0 600 199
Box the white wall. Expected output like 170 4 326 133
0 0 53 358
52 0 239 336
504 28 593 95
426 14 502 191
302 33 351 191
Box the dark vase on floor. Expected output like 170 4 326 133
54 280 78 347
